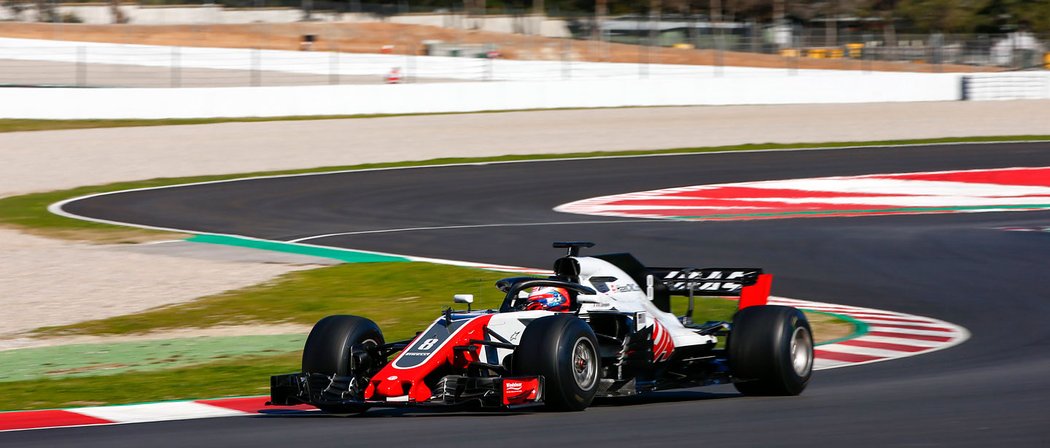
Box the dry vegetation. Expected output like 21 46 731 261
0 21 999 72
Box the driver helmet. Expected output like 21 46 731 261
525 286 571 311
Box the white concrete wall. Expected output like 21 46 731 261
0 74 964 119
0 36 975 119
0 37 960 83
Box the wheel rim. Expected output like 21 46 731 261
348 338 378 373
571 337 598 391
790 326 813 376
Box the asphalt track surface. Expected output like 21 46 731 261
13 143 1050 447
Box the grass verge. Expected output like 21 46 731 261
0 113 498 134
36 262 854 344
35 262 510 341
3 135 1049 242
0 352 299 412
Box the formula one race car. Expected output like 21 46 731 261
270 242 813 412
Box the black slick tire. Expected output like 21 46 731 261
728 305 814 396
301 315 384 413
513 314 601 411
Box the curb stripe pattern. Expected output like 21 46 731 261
767 297 968 370
555 167 1050 221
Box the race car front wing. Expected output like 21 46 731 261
270 372 545 410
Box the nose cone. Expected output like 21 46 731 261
368 377 432 403
376 378 405 398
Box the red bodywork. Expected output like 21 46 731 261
737 274 772 311
501 377 541 406
365 315 494 403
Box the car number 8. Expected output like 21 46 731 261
418 338 439 351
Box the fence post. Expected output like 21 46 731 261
562 39 571 81
251 48 261 87
864 40 871 74
485 49 494 81
329 47 339 85
787 38 797 76
75 46 86 87
406 39 415 83
171 46 180 88
714 28 724 77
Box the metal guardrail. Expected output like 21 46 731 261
962 74 1050 100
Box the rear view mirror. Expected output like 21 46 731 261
577 295 601 304
454 294 474 312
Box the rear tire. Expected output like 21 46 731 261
728 305 813 396
301 315 384 413
513 315 601 411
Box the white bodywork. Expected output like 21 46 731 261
484 256 717 365
572 256 716 348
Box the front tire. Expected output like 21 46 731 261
513 315 601 411
301 315 384 413
728 305 813 396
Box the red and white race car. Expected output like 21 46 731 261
270 242 813 412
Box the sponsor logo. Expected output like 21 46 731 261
386 375 398 381
402 353 430 356
608 283 642 293
662 270 756 293
505 382 523 392
663 270 753 281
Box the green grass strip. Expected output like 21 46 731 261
807 310 870 346
34 262 513 339
0 334 306 383
0 112 518 134
0 352 300 412
188 235 410 263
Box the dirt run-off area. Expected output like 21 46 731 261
0 22 999 73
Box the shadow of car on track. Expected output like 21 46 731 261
591 389 739 408
253 389 739 419
254 408 528 419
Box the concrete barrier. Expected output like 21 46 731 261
0 74 963 119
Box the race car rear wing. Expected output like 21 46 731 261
583 251 773 312
644 267 773 312
646 268 762 296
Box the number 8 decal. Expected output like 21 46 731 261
418 338 439 351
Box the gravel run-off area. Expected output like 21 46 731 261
2 101 1049 345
